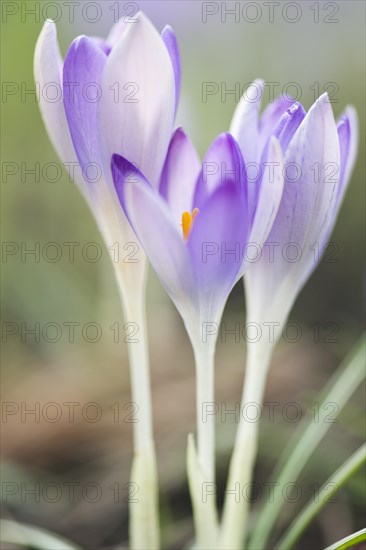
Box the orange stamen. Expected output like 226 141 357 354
181 208 199 240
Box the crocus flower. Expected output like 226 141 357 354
34 12 179 298
112 128 284 346
112 129 284 350
231 82 359 343
220 82 358 550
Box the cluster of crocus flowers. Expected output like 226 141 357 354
34 11 358 550
112 129 283 491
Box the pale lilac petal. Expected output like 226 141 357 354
90 37 111 55
273 102 306 152
63 36 107 180
247 137 284 256
279 94 340 258
319 105 359 249
193 133 246 210
99 13 175 188
161 25 181 115
159 128 201 229
34 21 85 194
106 16 133 47
112 155 196 310
245 94 341 327
336 106 358 209
188 183 248 321
229 79 264 166
258 95 295 154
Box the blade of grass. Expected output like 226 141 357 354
0 519 82 549
248 336 365 550
276 444 366 549
324 528 366 550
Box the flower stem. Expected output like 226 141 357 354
187 339 219 549
115 270 159 550
219 340 272 549
194 341 216 483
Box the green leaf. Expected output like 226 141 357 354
276 444 366 549
0 519 82 549
324 528 366 550
248 336 366 550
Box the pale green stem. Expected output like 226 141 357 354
114 270 159 550
187 336 219 549
194 341 216 483
219 340 273 549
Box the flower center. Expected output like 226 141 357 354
181 208 199 240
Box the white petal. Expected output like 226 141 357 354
106 16 131 47
229 79 264 166
34 20 85 195
249 137 284 249
337 105 359 206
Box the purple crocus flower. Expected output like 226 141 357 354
112 129 283 348
111 128 283 488
230 81 358 338
34 13 180 292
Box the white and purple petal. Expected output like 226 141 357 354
34 20 86 197
159 128 201 227
336 106 358 208
99 13 175 188
245 94 341 328
63 36 107 180
229 79 264 166
112 155 196 312
246 136 284 263
161 25 181 116
272 102 306 153
258 95 296 154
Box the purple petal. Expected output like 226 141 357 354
63 36 107 181
188 183 248 320
159 128 201 226
273 102 306 152
111 154 196 310
161 25 181 116
90 37 111 55
258 95 295 154
193 133 246 210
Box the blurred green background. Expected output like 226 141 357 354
1 1 365 548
